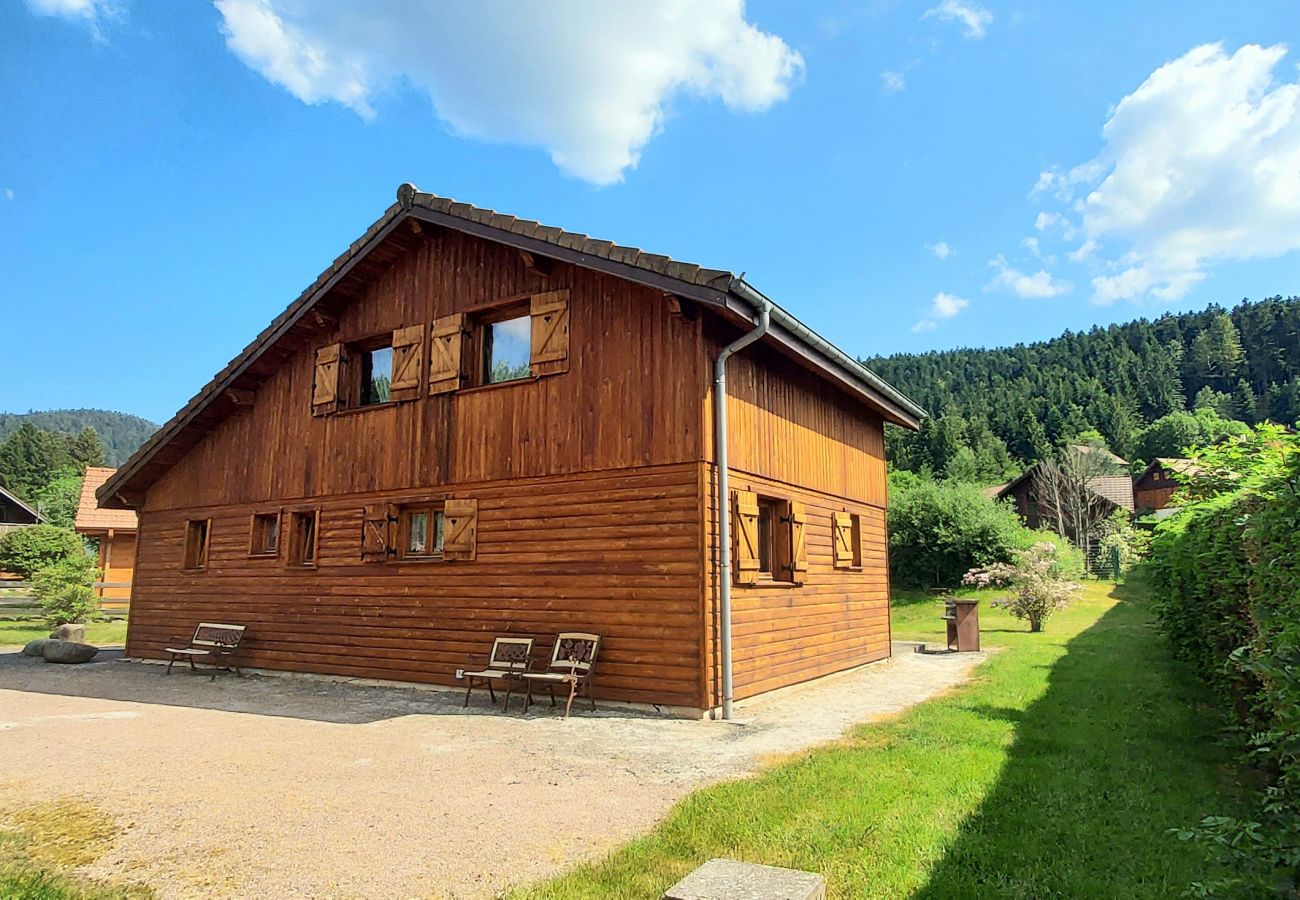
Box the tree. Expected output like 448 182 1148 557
1193 386 1232 417
66 426 105 471
0 525 84 579
0 424 74 502
34 473 84 530
1188 312 1244 385
32 554 98 626
1031 445 1123 560
1230 378 1258 424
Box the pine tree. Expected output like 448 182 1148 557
66 426 106 471
0 424 74 502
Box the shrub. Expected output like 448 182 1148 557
888 475 1030 588
32 554 99 626
1148 428 1300 895
0 525 83 579
1096 508 1150 575
964 542 1079 632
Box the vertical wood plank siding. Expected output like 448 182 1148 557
699 319 892 706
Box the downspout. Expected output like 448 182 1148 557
715 285 771 720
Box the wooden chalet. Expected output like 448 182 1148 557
0 484 42 539
99 185 924 714
75 467 138 609
996 446 1134 529
1133 458 1198 514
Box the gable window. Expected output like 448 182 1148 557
248 512 280 557
287 510 318 567
468 301 532 386
400 504 446 559
347 336 393 407
183 519 210 571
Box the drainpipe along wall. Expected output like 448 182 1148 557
714 285 772 720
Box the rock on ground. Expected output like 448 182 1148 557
50 624 87 642
40 640 99 664
21 639 55 658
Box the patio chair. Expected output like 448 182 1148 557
459 637 534 711
521 632 601 718
164 623 246 680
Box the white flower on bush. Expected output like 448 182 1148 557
962 543 1079 632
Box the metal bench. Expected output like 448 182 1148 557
164 623 246 680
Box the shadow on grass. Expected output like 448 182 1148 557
911 582 1236 898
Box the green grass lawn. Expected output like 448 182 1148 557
0 620 127 648
514 575 1241 898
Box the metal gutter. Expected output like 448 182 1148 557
713 293 772 721
729 279 927 426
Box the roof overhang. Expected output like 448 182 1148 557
101 187 923 508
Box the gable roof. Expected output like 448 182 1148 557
995 452 1135 513
99 185 925 509
75 467 138 532
0 485 42 524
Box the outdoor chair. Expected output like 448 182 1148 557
164 623 246 680
521 632 601 718
459 637 534 711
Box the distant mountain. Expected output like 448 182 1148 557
0 409 158 467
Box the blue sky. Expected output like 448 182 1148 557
2 0 1298 425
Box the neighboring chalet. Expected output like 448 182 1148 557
1133 457 1198 518
0 485 42 540
98 185 924 715
995 445 1135 529
75 467 138 610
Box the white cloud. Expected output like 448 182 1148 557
25 0 118 36
988 255 1071 298
913 290 969 331
3 188 13 202
1067 239 1098 263
1036 43 1300 302
928 241 952 259
1034 211 1064 232
214 0 804 185
922 0 992 39
881 70 906 94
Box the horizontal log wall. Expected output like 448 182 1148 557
127 464 704 707
701 467 890 705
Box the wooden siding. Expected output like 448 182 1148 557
143 229 704 511
97 532 136 603
127 464 704 707
701 467 890 704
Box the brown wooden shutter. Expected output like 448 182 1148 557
389 324 424 402
361 503 396 562
429 313 465 395
529 289 570 376
788 500 808 583
733 490 760 585
312 343 343 416
833 512 854 568
443 498 478 561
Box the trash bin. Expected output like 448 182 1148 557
943 598 980 652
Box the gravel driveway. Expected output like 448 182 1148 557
0 643 984 898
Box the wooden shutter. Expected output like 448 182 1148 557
389 324 424 402
429 313 465 395
833 512 854 568
312 343 343 416
529 289 570 376
361 503 396 562
443 498 478 561
788 500 808 584
733 490 759 585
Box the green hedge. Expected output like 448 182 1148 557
1148 437 1300 894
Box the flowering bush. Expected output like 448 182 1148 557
964 542 1079 632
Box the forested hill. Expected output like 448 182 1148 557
866 295 1300 480
0 409 157 466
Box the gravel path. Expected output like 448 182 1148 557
0 644 984 898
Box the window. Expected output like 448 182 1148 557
288 510 319 567
399 504 446 559
832 511 863 569
248 512 280 557
183 519 210 570
348 336 393 407
756 498 780 575
471 302 532 386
